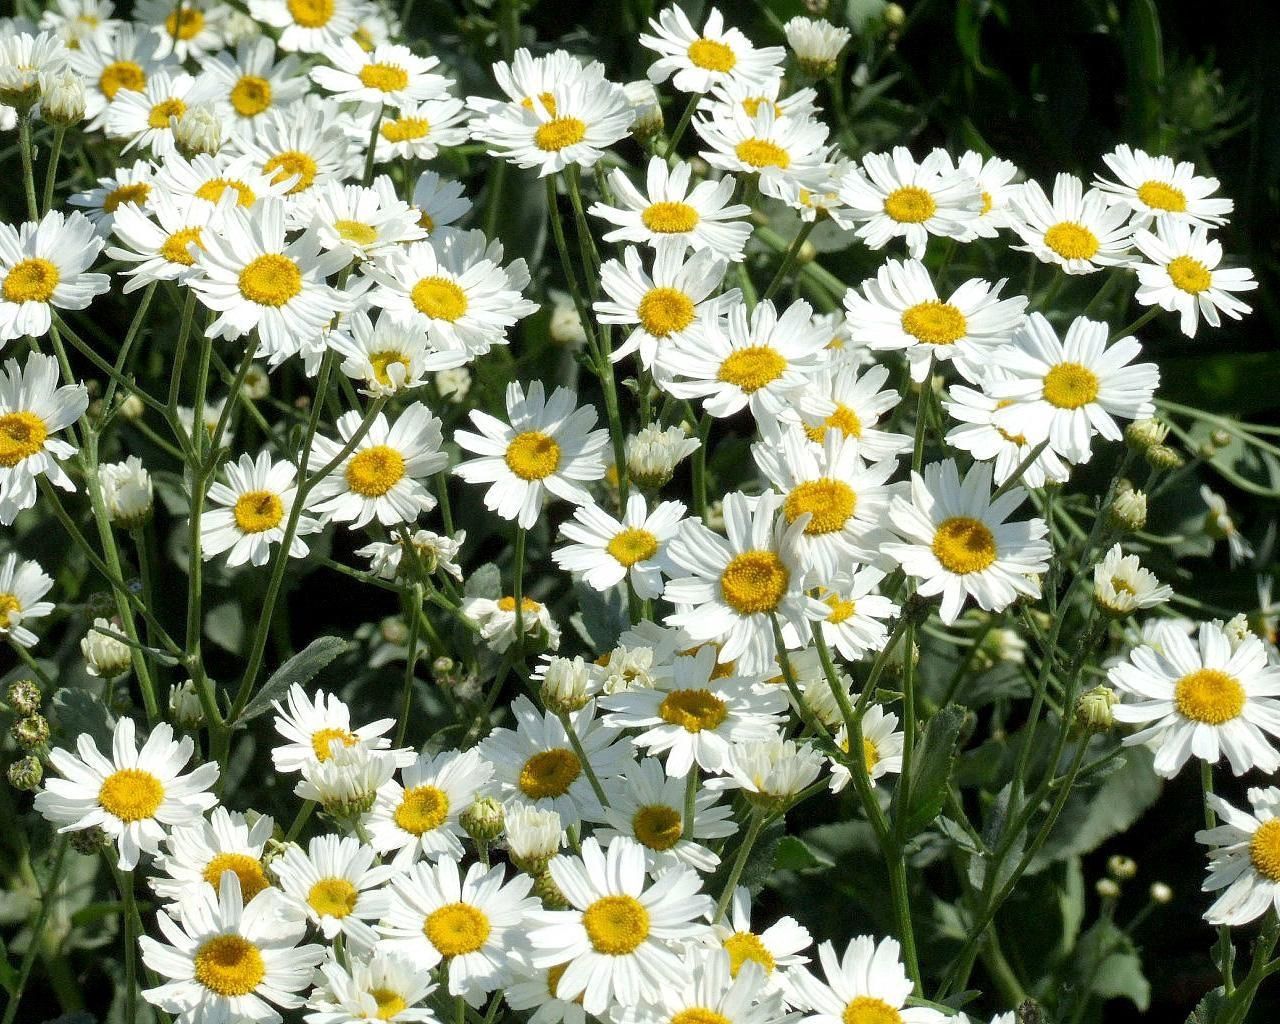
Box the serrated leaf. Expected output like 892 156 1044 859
897 705 967 839
463 562 501 600
238 636 351 722
1186 987 1227 1024
51 689 116 751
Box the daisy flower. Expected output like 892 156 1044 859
1133 221 1256 337
785 16 852 77
270 683 410 775
553 492 687 600
709 886 811 993
312 40 448 109
663 491 828 674
105 189 222 293
626 423 702 490
1011 174 1136 274
1197 786 1280 926
640 6 785 94
189 36 308 140
601 645 788 777
789 362 910 461
273 833 395 944
789 936 945 1024
985 313 1160 465
829 704 905 794
698 76 819 125
0 552 54 649
844 258 1027 382
0 353 88 524
68 24 171 130
465 47 609 119
39 0 118 51
696 104 831 200
67 160 156 236
708 736 825 804
882 459 1051 625
358 528 465 583
34 718 219 870
503 958 589 1024
590 157 753 262
453 380 608 530
0 210 109 344
295 744 399 817
942 375 1072 490
0 31 66 111
104 68 196 156
248 0 363 53
461 594 561 654
1109 620 1280 778
635 950 788 1024
377 857 539 1003
371 95 469 163
140 872 325 1023
837 147 983 258
943 150 1022 240
305 951 438 1024
329 310 440 394
1095 144 1233 229
201 451 324 568
814 567 900 663
525 836 714 1014
150 807 274 908
150 150 294 211
1202 485 1255 567
1092 543 1172 617
235 97 360 200
134 0 226 62
412 169 471 233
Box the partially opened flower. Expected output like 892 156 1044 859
0 210 109 343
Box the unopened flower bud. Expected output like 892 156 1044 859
626 424 699 490
1109 489 1147 532
7 679 41 716
12 714 49 749
624 80 663 140
379 616 409 646
533 868 570 908
118 393 145 421
1146 444 1184 471
461 795 504 843
1096 877 1121 899
8 755 43 791
784 16 850 79
435 367 471 403
884 3 907 29
432 656 455 679
241 363 270 400
40 68 85 126
1210 428 1231 449
1125 418 1168 451
1108 855 1138 880
1074 685 1119 734
100 456 153 528
169 680 205 728
505 805 562 875
174 104 222 158
1150 881 1173 904
69 825 110 854
81 618 133 679
540 656 593 714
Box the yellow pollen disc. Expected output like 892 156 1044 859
659 688 728 733
229 75 272 117
686 37 737 73
263 150 318 194
308 877 359 918
518 748 581 799
195 178 256 207
632 804 683 851
369 350 411 387
425 902 490 956
521 91 557 116
0 412 49 468
583 895 649 954
335 219 378 251
825 595 856 623
369 988 408 1021
3 258 59 304
980 191 993 215
883 186 936 224
411 276 467 321
381 116 430 142
1174 668 1245 725
99 60 145 99
547 962 570 999
1168 254 1212 294
637 286 695 338
734 139 790 170
395 784 449 835
724 931 774 976
418 211 435 231
311 726 357 761
161 226 204 266
238 253 302 307
842 995 902 1024
741 96 781 118
287 0 334 27
352 26 375 50
202 853 268 902
672 1010 731 1024
498 595 542 614
104 182 151 214
719 550 789 614
534 117 587 152
863 738 880 774
346 445 406 497
165 7 204 40
194 934 265 996
607 527 660 567
1044 221 1099 261
359 62 409 92
1042 361 1100 409
784 478 856 535
1250 819 1280 882
98 768 165 822
641 201 699 234
804 404 862 444
147 97 186 129
1137 180 1187 213
233 489 285 533
932 516 997 575
0 593 21 619
901 301 967 345
505 430 561 481
717 346 786 393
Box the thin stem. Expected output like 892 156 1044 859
512 525 527 661
761 220 816 301
395 585 424 748
362 103 383 187
665 94 700 157
558 710 610 807
682 766 698 840
107 860 139 1024
41 125 66 214
1110 305 1159 341
713 812 765 922
1203 761 1236 995
17 115 39 220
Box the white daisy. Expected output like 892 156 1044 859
1197 786 1280 926
248 0 363 53
312 40 448 109
1092 543 1173 617
357 528 465 583
273 833 395 944
784 16 852 76
68 161 156 238
134 0 226 62
328 309 442 394
295 744 399 816
270 683 409 775
1011 174 1136 274
150 150 294 212
0 210 109 344
39 0 118 52
634 950 789 1024
789 361 911 462
465 47 608 119
503 958 589 1024
68 24 171 130
789 936 945 1024
942 375 1072 490
233 95 360 201
640 6 784 94
708 735 825 803
1095 144 1233 229
105 189 222 292
305 951 438 1024
0 353 88 524
150 807 275 908
201 450 324 568
829 704 905 794
412 169 471 234
0 552 54 649
943 150 1022 240
815 567 900 663
189 36 308 140
1132 221 1256 337
554 492 687 600
371 95 469 163
697 75 820 126
104 68 196 157
696 104 831 200
709 886 811 994
461 594 561 654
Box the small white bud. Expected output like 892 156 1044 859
168 679 205 728
40 68 85 126
174 104 222 158
623 80 663 139
99 455 153 528
80 618 132 679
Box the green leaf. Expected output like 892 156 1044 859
205 601 245 654
1068 918 1151 1013
1123 0 1165 150
569 581 628 654
774 835 834 872
238 636 352 722
1186 987 1227 1024
51 689 116 751
464 562 501 600
0 936 18 996
897 705 967 839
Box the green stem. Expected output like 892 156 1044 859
512 525 527 661
761 220 816 301
395 585 424 748
106 860 138 1024
1203 762 1236 995
713 813 765 922
558 710 610 807
362 103 383 186
41 125 66 215
665 93 700 157
1111 305 1159 341
682 766 698 840
17 115 38 220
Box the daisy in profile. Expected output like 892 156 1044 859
68 23 170 129
34 718 219 870
453 381 608 530
553 493 687 600
1202 485 1255 567
462 594 562 654
270 683 410 775
295 744 399 817
814 567 899 663
698 75 819 125
640 6 784 94
636 950 786 1024
1095 144 1233 228
1133 221 1256 337
944 149 1022 240
412 170 471 234
1092 543 1172 618
525 836 714 1015
67 159 155 235
789 936 946 1024
134 0 226 61
358 529 465 583
249 0 363 53
844 258 1027 382
306 951 438 1024
0 553 54 649
140 873 325 1022
709 886 811 992
837 147 982 259
590 157 753 261
1197 786 1280 926
0 210 109 343
1011 174 1136 274
985 314 1160 465
273 833 395 944
105 190 222 293
311 40 448 109
189 36 308 140
103 68 196 156
329 310 439 394
372 95 470 163
784 16 852 77
829 704 905 794
1109 620 1280 778
708 736 825 805
790 362 911 461
201 451 324 568
150 807 274 908
466 47 608 118
883 459 1051 625
696 104 831 200
0 353 88 524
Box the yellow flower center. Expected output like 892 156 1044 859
534 117 587 152
369 988 408 1020
637 286 695 338
263 150 319 194
103 182 151 215
395 784 449 835
607 527 660 567
238 253 302 307
672 1010 731 1024
804 404 862 443
147 97 186 129
1168 254 1212 294
308 877 359 918
287 0 334 27
1174 668 1245 725
717 346 786 393
0 593 21 620
720 550 789 614
1250 819 1280 881
784 478 856 535
425 903 490 957
193 934 265 997
411 276 467 321
161 226 204 266
724 931 774 976
583 895 649 954
842 996 902 1024
329 219 377 247
687 37 737 72
863 737 880 774
547 962 570 999
632 804 683 851
2 258 59 304
932 516 997 575
1042 361 1100 409
165 7 204 40
980 191 993 215
381 116 430 142
901 301 967 345
195 178 256 207
311 726 357 761
1044 222 1099 261
505 431 561 481
230 75 272 116
735 139 790 170
518 748 581 799
202 853 269 902
641 201 699 234
99 60 145 99
659 688 728 733
346 445 405 497
359 62 409 92
883 186 936 224
369 350 411 387
498 595 542 614
521 91 557 115
98 768 164 822
741 96 780 118
825 595 856 623
1137 180 1187 213
233 489 284 533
